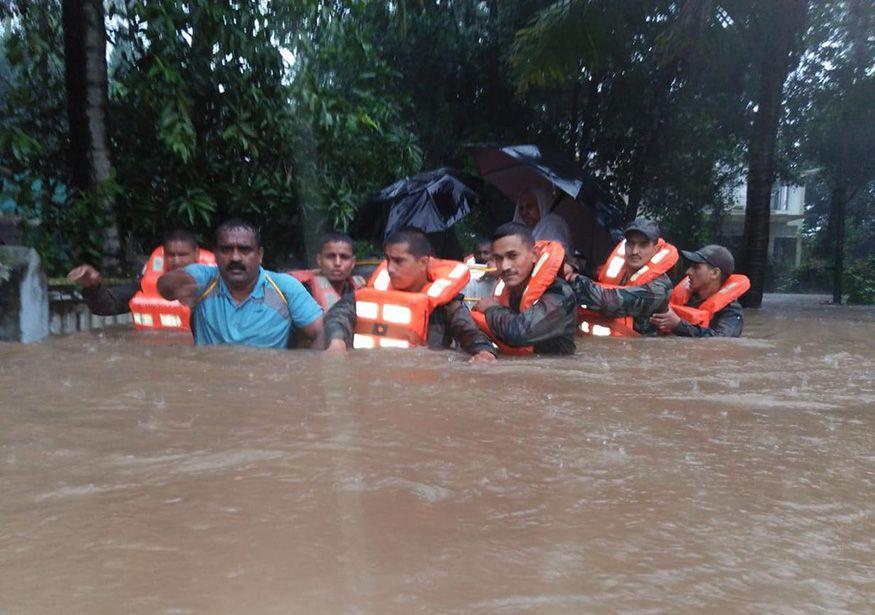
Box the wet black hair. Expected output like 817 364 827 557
474 236 491 249
492 222 534 247
385 227 433 258
319 231 354 252
162 229 197 249
215 218 262 247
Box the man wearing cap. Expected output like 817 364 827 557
566 218 676 336
650 245 745 337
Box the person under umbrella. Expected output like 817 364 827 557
512 186 574 256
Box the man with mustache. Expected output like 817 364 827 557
566 218 675 336
158 219 324 348
471 222 577 355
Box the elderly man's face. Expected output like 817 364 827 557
517 193 541 228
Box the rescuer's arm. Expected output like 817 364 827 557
323 296 356 350
442 298 496 358
68 264 137 315
569 274 672 317
295 316 325 349
157 269 200 307
483 282 576 348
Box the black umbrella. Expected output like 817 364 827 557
350 168 478 243
470 144 623 267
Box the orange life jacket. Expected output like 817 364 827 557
667 274 750 329
129 246 215 331
352 259 471 349
578 238 678 337
289 270 365 312
470 241 565 355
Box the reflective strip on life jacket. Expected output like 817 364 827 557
352 258 470 349
668 274 750 329
577 237 679 337
470 240 565 355
597 238 678 286
129 246 215 331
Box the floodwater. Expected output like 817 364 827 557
1 294 874 614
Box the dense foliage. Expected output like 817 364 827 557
0 0 872 302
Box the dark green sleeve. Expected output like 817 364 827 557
570 274 672 317
324 296 357 348
444 299 496 355
484 281 577 350
80 282 138 316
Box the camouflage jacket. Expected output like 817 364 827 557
324 294 495 355
570 273 673 336
671 299 743 338
81 282 139 316
483 278 578 355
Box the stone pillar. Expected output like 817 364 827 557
0 247 49 343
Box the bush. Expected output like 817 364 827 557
845 255 875 304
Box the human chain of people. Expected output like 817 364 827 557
67 200 749 359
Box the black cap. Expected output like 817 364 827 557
623 218 660 242
681 245 735 280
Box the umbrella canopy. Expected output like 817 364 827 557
470 144 623 267
350 168 478 243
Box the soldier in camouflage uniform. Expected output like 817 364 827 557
472 223 578 355
566 219 673 336
650 244 744 337
324 229 497 363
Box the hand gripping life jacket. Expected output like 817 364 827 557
667 274 750 329
352 259 471 349
470 241 565 355
129 246 215 331
577 238 679 337
289 270 366 312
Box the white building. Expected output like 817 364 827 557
722 181 805 267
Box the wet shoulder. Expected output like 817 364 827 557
545 278 577 309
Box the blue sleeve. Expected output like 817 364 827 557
274 273 323 327
182 264 219 296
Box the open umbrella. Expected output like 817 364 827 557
350 168 478 243
470 144 623 267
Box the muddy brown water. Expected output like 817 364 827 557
2 294 874 614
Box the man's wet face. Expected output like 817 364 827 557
624 231 658 272
687 261 719 294
317 241 355 283
473 242 492 265
216 228 263 288
492 234 537 292
163 240 198 272
385 241 428 292
517 193 541 228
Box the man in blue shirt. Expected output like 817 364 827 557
158 219 323 349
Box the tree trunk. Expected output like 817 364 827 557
829 185 848 304
740 0 807 308
62 0 120 273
